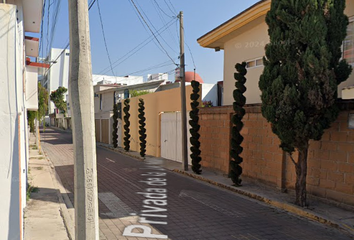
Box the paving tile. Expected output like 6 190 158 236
41 128 352 240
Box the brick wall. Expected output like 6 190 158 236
299 111 354 204
199 104 354 205
199 106 233 173
240 106 284 188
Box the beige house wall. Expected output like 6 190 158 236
222 0 354 106
223 18 268 105
94 91 114 114
94 92 114 145
123 86 193 157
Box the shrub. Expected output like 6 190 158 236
123 99 131 151
189 80 202 174
229 62 247 186
112 103 119 148
138 99 147 157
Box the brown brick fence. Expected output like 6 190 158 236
199 104 354 205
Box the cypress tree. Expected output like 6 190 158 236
230 62 247 186
259 0 352 206
112 103 119 148
138 99 147 157
123 99 131 152
189 80 202 174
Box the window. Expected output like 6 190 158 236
124 89 129 99
100 94 102 110
246 57 264 69
343 19 354 66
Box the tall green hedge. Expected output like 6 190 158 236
189 80 202 174
229 62 247 186
138 99 147 157
123 99 130 151
112 103 119 148
27 111 36 133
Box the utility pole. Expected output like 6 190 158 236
68 0 99 239
179 11 188 171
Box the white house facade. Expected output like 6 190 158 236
0 1 47 239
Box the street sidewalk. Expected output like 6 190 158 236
24 133 69 240
39 128 170 240
99 143 354 237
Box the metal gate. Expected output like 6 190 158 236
160 112 191 164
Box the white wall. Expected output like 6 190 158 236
16 0 28 217
201 83 218 106
92 74 143 86
47 48 70 114
147 73 168 82
0 4 22 240
25 66 38 110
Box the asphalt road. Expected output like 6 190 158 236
41 128 353 240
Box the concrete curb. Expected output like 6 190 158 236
97 143 145 161
102 146 349 234
44 153 75 240
173 169 354 236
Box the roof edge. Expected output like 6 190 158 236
197 0 270 48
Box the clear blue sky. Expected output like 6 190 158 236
38 0 260 84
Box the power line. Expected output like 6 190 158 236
135 0 178 54
168 0 177 14
153 0 174 18
126 0 169 57
43 42 69 76
151 0 179 47
186 42 196 70
129 0 177 65
95 18 177 77
88 0 95 8
163 0 175 15
124 59 177 76
175 19 197 70
48 0 61 53
128 0 164 54
39 0 46 59
96 0 115 76
43 0 98 75
89 0 97 10
45 0 50 56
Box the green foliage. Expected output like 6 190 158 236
27 111 36 133
27 83 49 133
50 86 67 114
259 0 352 206
123 99 131 151
260 0 352 153
138 99 147 157
38 82 49 130
189 80 202 174
112 103 119 148
230 62 247 186
129 90 150 97
26 184 39 201
201 100 213 107
38 83 48 120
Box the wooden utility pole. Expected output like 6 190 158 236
179 11 188 171
68 0 99 239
